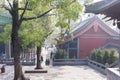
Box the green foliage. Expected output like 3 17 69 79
0 24 11 44
91 49 97 61
54 49 67 59
96 51 102 63
109 52 114 64
91 48 118 65
19 0 82 47
91 51 96 60
0 0 83 47
108 49 118 64
0 0 84 79
0 2 6 12
19 15 51 48
103 50 109 64
55 21 70 28
56 0 82 21
0 0 83 50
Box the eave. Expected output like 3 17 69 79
85 0 120 19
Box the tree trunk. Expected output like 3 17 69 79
35 46 42 69
11 2 27 80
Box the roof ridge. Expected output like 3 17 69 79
95 16 119 35
70 15 96 33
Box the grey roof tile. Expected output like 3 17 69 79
71 16 118 37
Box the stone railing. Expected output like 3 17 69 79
106 68 120 80
53 59 87 66
0 58 35 65
53 58 108 75
109 60 118 68
87 59 107 75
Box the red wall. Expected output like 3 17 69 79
79 37 108 58
78 24 111 58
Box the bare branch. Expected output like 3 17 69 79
45 30 53 38
19 1 29 24
22 8 54 21
18 8 32 11
2 4 13 15
6 0 13 9
2 5 10 10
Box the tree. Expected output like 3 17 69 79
108 49 118 64
96 51 102 63
103 50 109 64
20 16 53 69
34 17 53 69
1 0 82 80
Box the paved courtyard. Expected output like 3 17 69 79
0 65 107 80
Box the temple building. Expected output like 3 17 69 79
59 15 120 59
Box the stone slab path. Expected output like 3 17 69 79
24 65 107 80
0 65 107 80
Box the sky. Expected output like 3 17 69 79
94 0 102 2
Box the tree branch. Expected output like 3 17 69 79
19 2 29 24
18 8 32 11
2 5 13 15
22 0 76 21
22 8 54 21
6 0 13 9
45 30 53 38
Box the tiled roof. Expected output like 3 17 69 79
85 0 120 19
85 0 120 14
71 16 118 36
102 43 120 53
71 16 94 35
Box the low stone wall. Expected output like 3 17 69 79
53 59 87 66
87 59 106 75
106 68 120 80
0 58 35 65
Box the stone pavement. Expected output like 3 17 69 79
0 65 14 80
0 65 107 80
24 65 107 80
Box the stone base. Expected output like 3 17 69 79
107 68 120 80
25 70 48 73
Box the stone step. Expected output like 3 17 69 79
25 69 48 73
